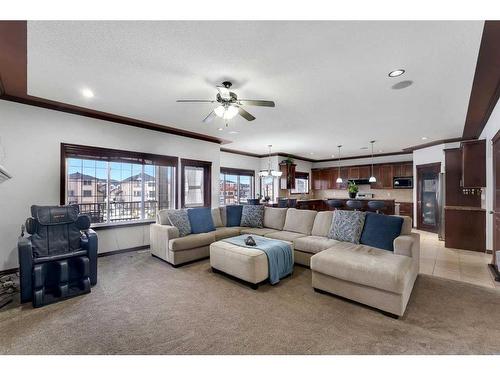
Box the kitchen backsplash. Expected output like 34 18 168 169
313 188 413 202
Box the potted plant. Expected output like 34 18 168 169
348 181 358 199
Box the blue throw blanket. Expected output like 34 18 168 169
223 235 293 285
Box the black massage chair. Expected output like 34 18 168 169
18 205 98 307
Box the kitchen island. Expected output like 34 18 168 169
295 198 395 215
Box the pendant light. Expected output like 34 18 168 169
369 140 377 183
259 145 283 178
335 145 343 183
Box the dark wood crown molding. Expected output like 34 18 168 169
462 21 500 139
402 137 468 152
0 21 224 145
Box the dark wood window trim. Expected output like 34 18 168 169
290 171 310 195
220 167 255 205
220 167 255 177
181 158 212 208
60 143 178 228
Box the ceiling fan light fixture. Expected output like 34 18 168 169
224 105 239 120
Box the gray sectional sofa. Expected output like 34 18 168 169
150 206 420 317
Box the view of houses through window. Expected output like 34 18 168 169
66 158 176 224
220 168 254 205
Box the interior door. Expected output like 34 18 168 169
492 131 500 272
417 163 441 232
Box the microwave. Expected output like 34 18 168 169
393 177 413 189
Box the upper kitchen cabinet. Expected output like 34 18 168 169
393 163 413 177
461 139 486 188
311 169 322 190
370 164 393 189
279 162 296 190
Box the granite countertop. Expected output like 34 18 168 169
445 205 486 212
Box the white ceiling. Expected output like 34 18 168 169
27 21 484 159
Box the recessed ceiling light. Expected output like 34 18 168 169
421 137 428 140
217 128 223 131
81 88 94 98
229 131 238 134
309 152 314 155
388 69 405 77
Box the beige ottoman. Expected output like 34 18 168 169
210 238 293 289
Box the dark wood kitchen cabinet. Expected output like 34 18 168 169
372 164 393 189
280 162 296 190
393 163 413 178
348 167 359 179
461 139 486 188
445 207 485 252
398 202 414 221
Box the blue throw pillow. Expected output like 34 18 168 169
226 205 243 227
360 212 404 251
187 207 215 234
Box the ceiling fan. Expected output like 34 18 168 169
176 81 275 123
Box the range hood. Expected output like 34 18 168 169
0 165 12 183
348 178 371 185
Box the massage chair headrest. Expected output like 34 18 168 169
26 205 91 234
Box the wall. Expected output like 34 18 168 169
412 142 461 221
479 100 500 251
0 100 221 271
220 151 261 196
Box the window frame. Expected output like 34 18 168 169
290 171 310 194
60 143 178 228
220 167 255 206
180 158 212 208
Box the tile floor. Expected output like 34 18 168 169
417 229 500 289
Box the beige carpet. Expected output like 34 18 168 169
1 250 500 355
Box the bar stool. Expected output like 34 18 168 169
346 200 363 211
326 199 344 210
287 199 297 208
368 200 386 214
277 199 288 208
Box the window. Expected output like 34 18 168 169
260 176 275 202
181 159 211 208
220 168 255 206
291 172 310 194
62 143 177 225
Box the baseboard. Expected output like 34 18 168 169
98 245 149 257
488 263 500 282
0 267 18 276
0 245 150 275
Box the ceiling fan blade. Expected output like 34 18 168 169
238 107 256 121
202 111 217 123
177 99 215 103
216 86 231 100
238 99 275 107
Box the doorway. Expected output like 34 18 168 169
416 163 441 233
491 130 500 280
